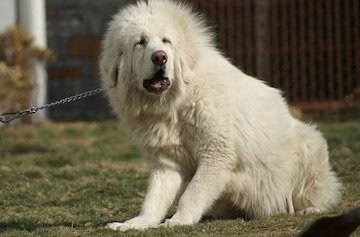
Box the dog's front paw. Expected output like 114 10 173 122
297 207 322 215
106 222 134 231
160 213 195 228
106 216 158 231
161 218 183 227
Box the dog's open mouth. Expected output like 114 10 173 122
143 69 171 94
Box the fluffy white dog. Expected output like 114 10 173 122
100 0 341 231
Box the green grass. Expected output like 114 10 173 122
0 119 359 236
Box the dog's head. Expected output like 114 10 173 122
126 21 177 95
100 0 213 110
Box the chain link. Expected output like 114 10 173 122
0 87 105 123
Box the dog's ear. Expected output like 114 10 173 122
100 31 122 89
179 35 198 71
176 48 196 84
175 32 199 84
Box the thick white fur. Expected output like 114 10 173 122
100 0 341 231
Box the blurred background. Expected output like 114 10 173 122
0 0 359 122
0 2 359 236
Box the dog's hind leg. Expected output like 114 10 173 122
292 124 341 214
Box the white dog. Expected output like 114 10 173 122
100 0 341 231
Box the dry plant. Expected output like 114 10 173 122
0 25 53 123
344 87 360 108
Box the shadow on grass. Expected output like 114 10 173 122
8 144 53 154
0 219 108 233
0 219 39 232
0 215 245 233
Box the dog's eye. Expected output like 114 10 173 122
162 37 171 44
136 38 147 46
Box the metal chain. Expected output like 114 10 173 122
0 87 105 123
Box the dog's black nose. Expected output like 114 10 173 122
151 50 167 65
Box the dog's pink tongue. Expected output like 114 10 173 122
152 81 163 89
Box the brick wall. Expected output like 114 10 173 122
46 0 132 120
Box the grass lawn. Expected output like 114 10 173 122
0 118 359 236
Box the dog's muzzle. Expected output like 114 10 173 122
143 69 171 94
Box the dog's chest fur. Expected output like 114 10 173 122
123 104 199 170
